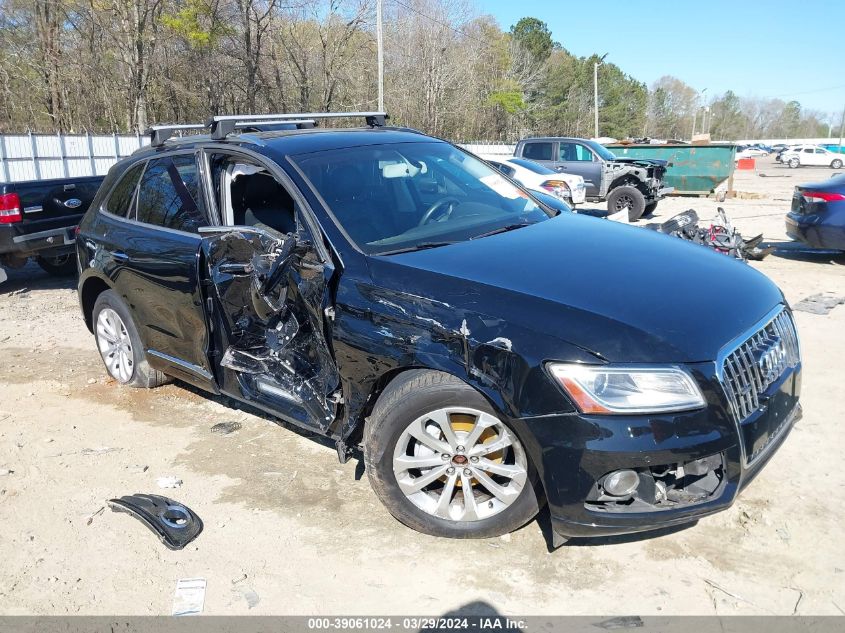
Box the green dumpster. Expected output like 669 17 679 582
605 143 737 196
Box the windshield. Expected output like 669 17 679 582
293 142 552 255
509 158 558 175
584 140 617 161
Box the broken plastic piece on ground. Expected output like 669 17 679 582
210 420 242 435
157 475 183 488
793 293 845 315
172 577 206 616
108 493 203 550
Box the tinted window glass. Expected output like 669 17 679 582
559 142 593 162
136 155 206 232
294 141 551 255
522 142 553 161
106 163 144 217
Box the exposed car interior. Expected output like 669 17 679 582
211 156 297 235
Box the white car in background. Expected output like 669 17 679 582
779 145 844 169
735 146 769 160
478 155 587 205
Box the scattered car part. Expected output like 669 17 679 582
792 293 845 315
645 208 774 261
108 493 203 550
156 476 183 489
210 420 242 435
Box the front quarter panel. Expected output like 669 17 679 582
333 274 599 439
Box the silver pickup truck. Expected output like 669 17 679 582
514 137 673 221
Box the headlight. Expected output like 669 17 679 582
548 364 705 414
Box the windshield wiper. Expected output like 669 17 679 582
470 222 534 240
375 241 456 256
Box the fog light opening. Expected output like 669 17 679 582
602 469 640 497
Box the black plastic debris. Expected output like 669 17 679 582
210 421 242 435
793 293 845 315
108 494 203 550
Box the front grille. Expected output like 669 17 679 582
720 309 800 423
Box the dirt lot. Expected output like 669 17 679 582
1 156 844 616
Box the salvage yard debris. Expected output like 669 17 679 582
156 476 183 489
108 494 203 550
793 293 845 315
210 421 242 435
645 207 773 261
172 578 207 616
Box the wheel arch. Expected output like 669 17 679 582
79 273 113 333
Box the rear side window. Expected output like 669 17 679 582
522 142 553 161
135 155 206 232
106 163 144 217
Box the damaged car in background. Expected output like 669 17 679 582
76 112 802 545
514 136 673 221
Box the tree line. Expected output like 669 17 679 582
0 0 836 141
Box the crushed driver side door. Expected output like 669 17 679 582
200 226 341 433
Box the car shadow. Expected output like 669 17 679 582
0 261 77 295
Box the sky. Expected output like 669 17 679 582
476 0 845 121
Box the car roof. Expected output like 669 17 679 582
132 127 435 160
519 137 585 143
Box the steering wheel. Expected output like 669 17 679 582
418 197 461 227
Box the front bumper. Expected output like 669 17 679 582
519 363 801 539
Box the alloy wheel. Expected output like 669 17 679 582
96 308 134 383
614 194 634 211
392 407 528 522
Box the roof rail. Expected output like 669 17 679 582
146 124 206 147
206 111 389 140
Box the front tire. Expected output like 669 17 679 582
788 158 799 169
364 370 540 539
92 290 168 388
36 253 76 277
832 159 843 169
607 186 646 222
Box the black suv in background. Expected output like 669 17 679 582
77 112 801 545
514 137 672 221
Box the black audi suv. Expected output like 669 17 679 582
76 113 802 544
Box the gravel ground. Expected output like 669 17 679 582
0 156 843 615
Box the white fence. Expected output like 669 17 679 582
0 133 152 183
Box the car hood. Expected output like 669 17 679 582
610 157 670 168
368 213 784 363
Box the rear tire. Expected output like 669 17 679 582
363 370 541 539
607 186 646 222
92 290 168 388
36 253 77 277
832 159 843 169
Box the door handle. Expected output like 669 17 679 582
111 251 129 262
